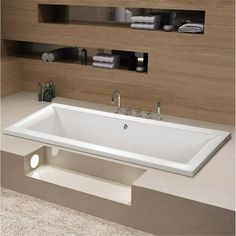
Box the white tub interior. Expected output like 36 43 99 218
4 103 231 176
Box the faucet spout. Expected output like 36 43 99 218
157 98 162 120
111 89 121 113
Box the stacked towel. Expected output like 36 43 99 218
41 47 79 62
178 23 204 33
93 54 120 64
92 54 120 69
131 23 159 30
93 62 117 69
131 15 160 30
131 16 161 24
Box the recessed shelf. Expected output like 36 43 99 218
27 165 132 205
38 4 205 34
25 147 147 205
4 40 149 74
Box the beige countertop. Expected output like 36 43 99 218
1 92 235 211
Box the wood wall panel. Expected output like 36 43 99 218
1 0 235 124
1 58 22 97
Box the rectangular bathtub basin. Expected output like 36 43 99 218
4 103 231 177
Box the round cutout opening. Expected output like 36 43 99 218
30 154 40 169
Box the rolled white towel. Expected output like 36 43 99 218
178 23 204 33
48 50 65 62
93 54 120 64
131 15 161 24
42 52 49 62
93 62 119 69
131 23 160 30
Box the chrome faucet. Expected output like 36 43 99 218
157 98 162 120
111 89 121 113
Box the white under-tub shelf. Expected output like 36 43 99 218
27 165 132 205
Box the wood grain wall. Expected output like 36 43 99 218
1 0 235 124
1 58 22 97
1 41 22 97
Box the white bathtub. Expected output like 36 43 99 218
4 103 231 176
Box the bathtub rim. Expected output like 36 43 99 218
4 103 231 177
4 103 231 135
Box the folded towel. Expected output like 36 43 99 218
93 54 120 64
93 62 119 69
131 15 161 24
131 23 160 30
178 23 204 33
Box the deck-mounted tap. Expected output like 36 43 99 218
157 98 162 120
111 89 121 113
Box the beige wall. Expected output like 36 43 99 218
1 41 22 97
1 58 22 97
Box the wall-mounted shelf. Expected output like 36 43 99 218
5 40 149 74
25 147 147 205
38 4 205 34
28 165 132 205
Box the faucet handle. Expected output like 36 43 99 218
111 89 121 114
